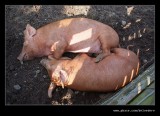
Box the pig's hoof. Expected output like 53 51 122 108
48 55 54 60
61 57 71 60
95 58 100 63
40 59 50 69
95 54 103 63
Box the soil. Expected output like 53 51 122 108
5 5 154 105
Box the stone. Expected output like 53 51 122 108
43 75 47 78
122 20 126 26
123 37 126 41
143 59 147 64
36 70 40 74
19 32 23 36
13 84 21 90
34 70 40 77
14 73 17 76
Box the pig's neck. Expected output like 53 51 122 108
35 27 66 56
32 33 50 56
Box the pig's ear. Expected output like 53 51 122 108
25 24 36 37
60 70 68 83
51 41 59 52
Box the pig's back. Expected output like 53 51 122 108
67 49 139 92
95 52 139 91
59 18 118 53
62 18 115 40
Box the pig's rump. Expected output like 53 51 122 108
66 49 139 92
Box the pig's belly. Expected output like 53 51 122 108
67 40 101 53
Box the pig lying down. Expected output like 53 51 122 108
17 18 119 63
40 48 140 98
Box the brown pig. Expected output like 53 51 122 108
40 48 140 98
17 18 119 63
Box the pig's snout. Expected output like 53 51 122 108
17 53 25 64
40 59 47 66
40 59 51 69
17 54 23 61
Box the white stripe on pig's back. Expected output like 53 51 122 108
66 24 101 53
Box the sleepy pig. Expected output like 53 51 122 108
17 18 119 64
40 48 140 98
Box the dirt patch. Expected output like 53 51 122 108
5 5 154 105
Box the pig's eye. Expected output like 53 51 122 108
24 41 29 46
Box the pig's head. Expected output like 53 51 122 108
17 24 37 63
40 58 69 88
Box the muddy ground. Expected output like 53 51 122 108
5 5 154 105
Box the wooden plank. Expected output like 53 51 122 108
128 82 155 105
98 63 155 105
95 57 154 104
137 91 155 105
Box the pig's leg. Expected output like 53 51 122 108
87 50 102 58
40 58 52 70
50 41 68 59
48 82 56 98
95 34 111 63
95 52 110 63
48 55 54 60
